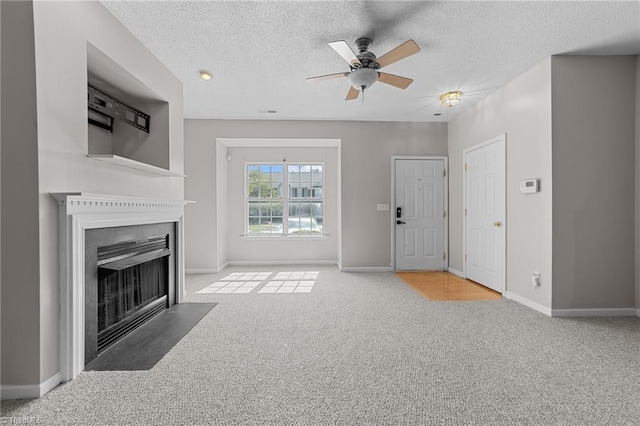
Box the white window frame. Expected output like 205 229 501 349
244 162 325 238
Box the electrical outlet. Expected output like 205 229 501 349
531 272 541 287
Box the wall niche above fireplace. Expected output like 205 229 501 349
87 42 181 176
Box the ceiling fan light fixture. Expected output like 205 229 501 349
198 70 213 81
347 68 378 91
440 91 463 107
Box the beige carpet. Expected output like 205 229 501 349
3 266 640 425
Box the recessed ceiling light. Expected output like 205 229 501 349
198 70 213 81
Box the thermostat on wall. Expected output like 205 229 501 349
520 179 539 194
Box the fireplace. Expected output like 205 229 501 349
97 238 168 352
53 193 189 381
84 224 175 364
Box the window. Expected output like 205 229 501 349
246 163 323 236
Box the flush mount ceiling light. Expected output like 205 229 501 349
198 70 213 81
346 68 379 93
440 91 463 107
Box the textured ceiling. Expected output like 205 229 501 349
101 1 640 122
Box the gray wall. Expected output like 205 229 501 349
1 0 41 387
184 119 448 270
1 0 184 390
184 120 218 269
551 56 636 310
637 55 640 312
448 58 554 309
31 1 183 384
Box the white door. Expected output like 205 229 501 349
464 136 506 293
395 159 446 270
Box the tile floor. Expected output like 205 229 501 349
196 271 319 295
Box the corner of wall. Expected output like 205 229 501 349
636 54 640 310
1 0 42 388
552 55 636 310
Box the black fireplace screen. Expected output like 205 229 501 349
98 257 168 332
93 235 170 354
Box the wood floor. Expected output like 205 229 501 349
397 271 502 301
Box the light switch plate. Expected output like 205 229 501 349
377 204 390 211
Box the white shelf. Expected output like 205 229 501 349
87 155 184 177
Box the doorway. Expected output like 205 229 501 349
392 157 448 271
463 135 506 293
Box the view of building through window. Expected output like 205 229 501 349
247 164 323 236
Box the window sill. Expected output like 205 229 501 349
241 234 329 241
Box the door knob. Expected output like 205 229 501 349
396 220 406 225
494 221 503 227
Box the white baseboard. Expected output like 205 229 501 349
637 308 640 317
551 308 638 318
339 266 394 272
447 267 464 278
188 261 340 274
504 291 552 317
186 268 220 274
227 260 338 267
1 372 61 400
186 262 229 274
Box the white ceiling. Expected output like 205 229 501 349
101 1 640 123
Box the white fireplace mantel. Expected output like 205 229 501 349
52 193 192 382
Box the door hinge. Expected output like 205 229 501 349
464 163 467 171
444 211 446 218
443 252 447 260
443 169 446 177
465 254 468 262
464 209 467 216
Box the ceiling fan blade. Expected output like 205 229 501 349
306 72 347 82
376 39 420 68
345 86 360 101
329 40 362 66
377 72 414 89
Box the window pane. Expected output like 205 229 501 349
247 216 260 235
311 166 323 197
247 165 261 197
249 163 323 237
270 164 282 177
288 164 322 199
247 164 260 178
248 164 283 198
312 202 323 233
288 201 321 235
271 201 283 217
247 201 284 235
288 165 300 198
248 201 259 216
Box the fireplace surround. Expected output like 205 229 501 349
53 193 189 381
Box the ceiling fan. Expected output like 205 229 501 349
306 37 420 101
